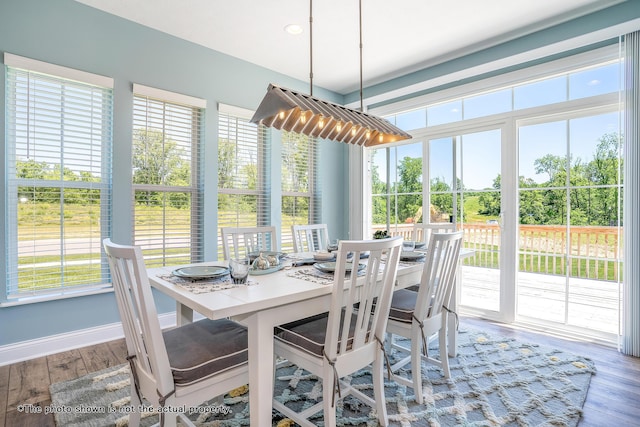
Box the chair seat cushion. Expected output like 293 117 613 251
275 311 360 357
163 318 248 386
389 288 418 323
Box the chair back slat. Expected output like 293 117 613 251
325 237 403 360
414 231 463 321
221 226 277 259
103 239 174 398
292 223 330 252
413 223 456 246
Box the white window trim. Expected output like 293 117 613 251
4 53 113 88
133 83 206 108
218 102 254 120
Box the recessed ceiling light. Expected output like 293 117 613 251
284 24 303 35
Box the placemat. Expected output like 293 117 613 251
286 267 335 285
158 274 259 294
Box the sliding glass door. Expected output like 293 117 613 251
428 127 503 314
368 47 624 343
517 110 622 339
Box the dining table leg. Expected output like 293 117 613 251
246 310 275 426
176 301 194 326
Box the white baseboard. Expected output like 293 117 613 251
0 312 178 366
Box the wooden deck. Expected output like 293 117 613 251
459 266 620 340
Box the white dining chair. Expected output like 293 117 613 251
386 231 463 404
220 226 277 260
272 236 403 427
413 222 457 246
291 223 330 252
103 239 249 427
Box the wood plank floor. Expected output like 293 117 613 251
1 317 638 426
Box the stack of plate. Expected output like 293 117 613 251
172 266 229 279
313 262 366 273
400 251 426 261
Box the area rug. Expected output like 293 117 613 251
49 329 596 426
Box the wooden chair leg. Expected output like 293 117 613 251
128 381 142 427
412 327 424 405
440 324 451 378
322 365 337 427
373 354 388 426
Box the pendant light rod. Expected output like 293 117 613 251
309 0 313 96
359 0 363 111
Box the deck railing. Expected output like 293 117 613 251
373 223 622 281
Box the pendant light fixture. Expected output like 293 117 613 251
250 0 411 147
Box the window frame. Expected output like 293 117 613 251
280 131 321 252
3 53 114 303
131 84 206 268
216 103 271 258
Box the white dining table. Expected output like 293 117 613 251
147 249 474 425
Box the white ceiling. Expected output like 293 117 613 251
75 0 621 94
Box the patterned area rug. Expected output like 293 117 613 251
49 329 595 426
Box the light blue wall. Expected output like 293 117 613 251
0 0 348 346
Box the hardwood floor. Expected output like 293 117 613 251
0 339 127 427
1 317 638 426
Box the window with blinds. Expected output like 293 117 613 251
4 54 113 299
280 131 320 252
217 104 270 259
132 85 205 268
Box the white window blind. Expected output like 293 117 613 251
217 104 270 258
132 87 204 267
281 131 320 252
5 55 113 299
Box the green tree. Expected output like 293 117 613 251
396 156 422 222
282 133 312 219
369 151 390 224
429 177 452 221
282 133 311 193
585 132 622 225
16 159 48 179
132 129 184 186
132 129 189 207
218 138 237 190
478 175 501 216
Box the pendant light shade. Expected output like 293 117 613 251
250 84 411 146
250 0 411 147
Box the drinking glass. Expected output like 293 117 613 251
402 240 416 252
328 239 339 252
229 258 249 284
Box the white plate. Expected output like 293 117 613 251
313 262 366 273
172 266 229 279
400 251 426 261
249 264 284 275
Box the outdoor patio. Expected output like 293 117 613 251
459 266 620 340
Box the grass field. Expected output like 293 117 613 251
14 199 620 293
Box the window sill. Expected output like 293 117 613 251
0 286 114 307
